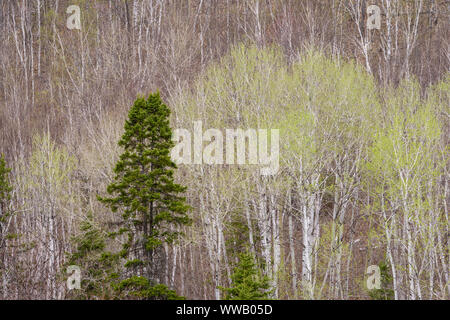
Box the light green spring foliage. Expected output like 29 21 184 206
22 134 76 211
426 72 449 165
171 44 292 198
173 44 288 130
173 45 381 171
365 78 446 262
170 44 447 299
280 49 381 174
427 72 450 123
367 79 442 207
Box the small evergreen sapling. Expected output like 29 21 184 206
66 213 120 299
368 261 395 300
0 155 12 242
0 155 13 297
220 252 272 300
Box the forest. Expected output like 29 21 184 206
0 0 448 300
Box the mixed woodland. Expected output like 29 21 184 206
0 0 449 300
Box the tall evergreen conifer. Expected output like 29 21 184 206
99 93 190 299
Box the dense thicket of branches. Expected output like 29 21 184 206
0 0 448 300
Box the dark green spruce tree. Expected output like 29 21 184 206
368 261 395 300
0 154 12 246
66 212 120 299
220 252 272 300
99 92 191 300
0 154 13 296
